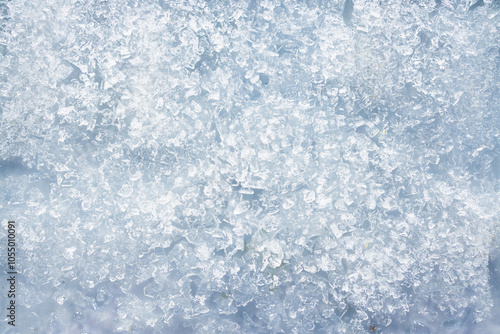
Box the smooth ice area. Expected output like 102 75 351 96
0 0 499 333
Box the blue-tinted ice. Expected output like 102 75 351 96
0 0 499 333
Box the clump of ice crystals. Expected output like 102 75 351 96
1 0 499 333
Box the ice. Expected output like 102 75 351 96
0 0 499 333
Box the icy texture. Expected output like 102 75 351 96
0 0 499 333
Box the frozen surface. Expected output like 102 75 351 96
0 0 499 333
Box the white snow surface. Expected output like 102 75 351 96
0 0 499 333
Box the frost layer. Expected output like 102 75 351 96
0 0 499 333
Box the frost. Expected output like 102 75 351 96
1 0 499 333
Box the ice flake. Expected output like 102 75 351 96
233 201 250 215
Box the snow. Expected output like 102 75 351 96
0 0 499 333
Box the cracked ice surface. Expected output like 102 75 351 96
0 0 499 333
